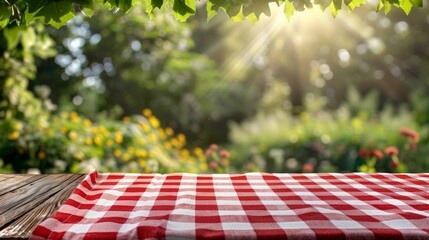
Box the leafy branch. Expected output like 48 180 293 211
0 0 424 29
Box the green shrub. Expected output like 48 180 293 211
229 105 427 173
0 109 211 173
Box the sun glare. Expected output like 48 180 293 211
200 3 342 96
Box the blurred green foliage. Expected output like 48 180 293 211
229 88 429 173
2 3 429 174
0 109 229 173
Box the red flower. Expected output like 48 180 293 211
408 143 417 151
205 149 213 157
302 163 314 173
371 150 384 159
209 144 218 151
210 161 218 169
391 160 399 169
384 146 399 156
220 150 230 158
399 128 420 142
359 149 370 158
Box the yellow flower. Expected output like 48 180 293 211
122 153 131 162
8 131 20 140
180 149 190 157
136 149 148 157
94 135 103 145
106 139 114 146
164 142 172 150
113 149 122 157
127 146 135 154
200 163 208 171
70 111 79 119
74 151 85 161
60 127 67 133
68 131 78 140
165 127 174 136
13 123 23 131
148 116 160 128
142 108 152 117
70 112 80 123
148 134 157 144
85 137 93 145
137 138 145 145
138 159 146 168
177 133 186 143
99 126 109 137
158 129 167 140
38 151 46 160
115 131 123 144
193 147 204 156
123 116 131 123
83 119 92 127
170 138 179 148
142 124 151 133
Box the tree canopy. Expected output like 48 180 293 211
0 0 423 29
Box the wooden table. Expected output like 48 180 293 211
0 174 85 239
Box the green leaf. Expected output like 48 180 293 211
206 1 217 21
284 0 295 21
399 0 413 14
384 1 391 13
172 0 196 22
314 0 331 11
208 0 243 18
224 4 242 17
0 5 12 28
410 0 422 7
27 0 50 13
4 25 25 50
73 0 95 17
330 0 342 17
21 26 37 50
386 0 400 4
146 0 163 17
376 0 384 11
345 0 366 11
118 0 133 12
25 1 75 28
242 0 271 19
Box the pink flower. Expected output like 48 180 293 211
209 144 218 151
371 150 384 159
391 160 399 169
400 128 420 142
302 163 314 173
359 149 370 158
384 146 399 156
205 149 213 157
210 161 218 169
220 150 230 158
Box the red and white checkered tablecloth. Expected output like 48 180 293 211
31 170 429 240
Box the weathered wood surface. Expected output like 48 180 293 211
0 174 85 239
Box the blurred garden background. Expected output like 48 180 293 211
1 1 429 174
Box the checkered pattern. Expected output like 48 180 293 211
31 170 429 239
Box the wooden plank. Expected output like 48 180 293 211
0 174 82 229
0 174 85 239
0 175 47 196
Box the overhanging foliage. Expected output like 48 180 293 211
0 0 423 28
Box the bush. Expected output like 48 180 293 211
0 109 211 173
229 105 428 173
